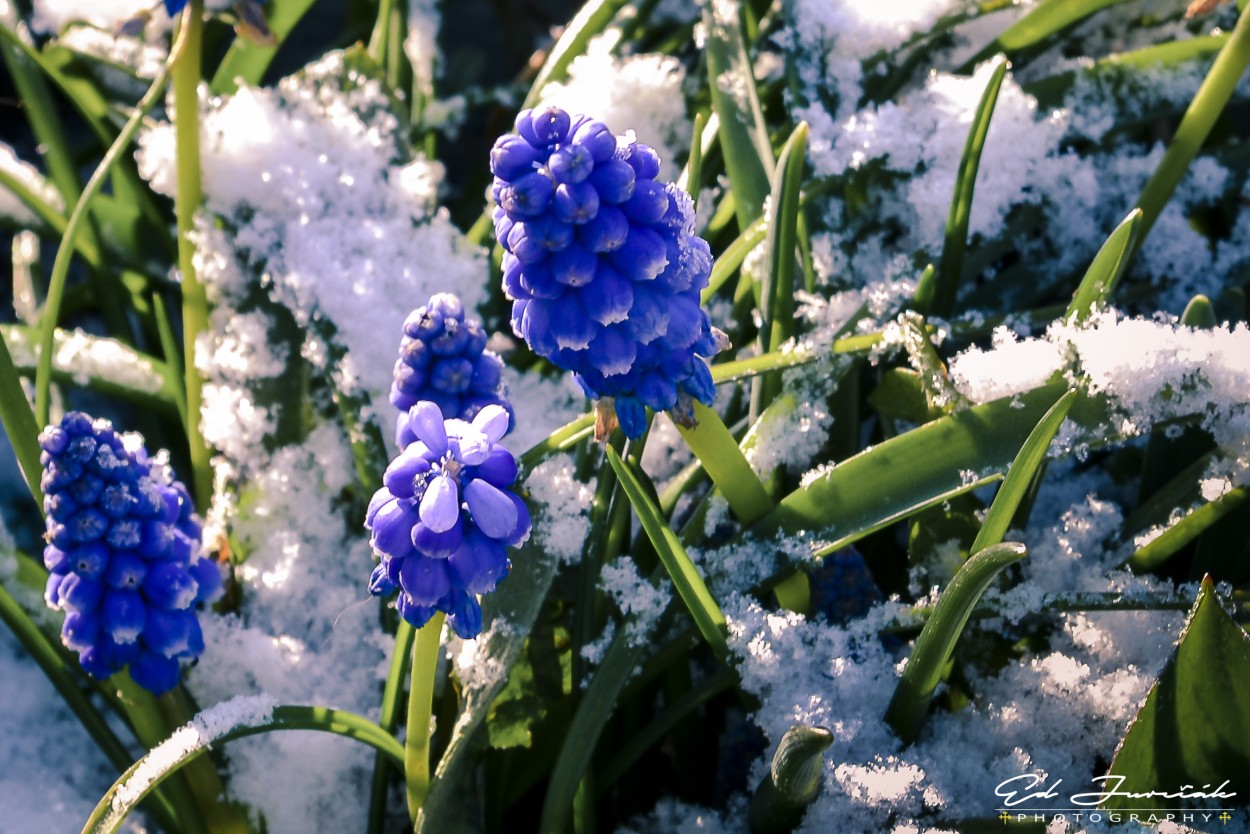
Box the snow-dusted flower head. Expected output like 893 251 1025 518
39 412 222 694
391 293 513 447
490 106 723 438
365 402 530 638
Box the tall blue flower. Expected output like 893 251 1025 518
39 412 221 694
390 293 513 448
164 0 187 14
490 106 724 439
365 402 530 638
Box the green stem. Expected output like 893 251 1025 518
406 611 446 825
172 0 214 508
35 53 173 428
367 619 416 834
1135 3 1250 244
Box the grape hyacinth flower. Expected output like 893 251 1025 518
490 106 726 439
391 293 513 448
365 402 530 638
39 412 222 694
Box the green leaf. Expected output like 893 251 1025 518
522 0 631 109
750 383 1073 559
83 705 404 834
969 390 1076 553
1135 4 1250 245
703 0 773 229
1065 209 1142 324
1103 580 1250 813
0 327 44 507
755 122 808 412
606 447 730 660
884 541 1028 743
211 0 320 94
749 725 834 834
927 55 1008 318
991 0 1132 53
675 402 774 526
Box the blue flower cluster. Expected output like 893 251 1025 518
164 0 187 14
391 293 512 447
490 106 722 438
366 403 530 638
40 412 221 694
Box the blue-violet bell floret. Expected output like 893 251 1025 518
490 106 726 439
39 412 222 694
365 402 530 638
390 293 513 447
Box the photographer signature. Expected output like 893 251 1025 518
995 774 1236 807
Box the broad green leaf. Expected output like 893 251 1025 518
927 55 1007 318
675 402 774 526
750 382 1074 559
1181 294 1218 328
970 390 1076 553
885 541 1028 742
703 0 773 229
83 705 404 834
1066 210 1142 323
1103 580 1250 813
606 447 730 660
212 0 320 93
1130 487 1249 573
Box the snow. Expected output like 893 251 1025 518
0 141 64 225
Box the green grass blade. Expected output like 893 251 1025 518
675 402 774 525
1129 487 1249 572
679 111 713 202
986 0 1131 53
82 704 404 834
35 55 172 427
703 0 773 229
750 382 1072 556
211 0 320 94
969 390 1076 553
596 666 737 791
884 541 1028 743
928 55 1008 318
606 447 730 660
1135 3 1250 245
1065 209 1142 323
0 327 44 507
0 11 80 204
702 214 768 302
523 0 631 109
367 618 414 834
539 626 649 834
754 122 808 413
4 324 179 413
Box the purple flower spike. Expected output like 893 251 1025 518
366 403 531 639
391 294 514 447
489 107 726 439
39 412 217 694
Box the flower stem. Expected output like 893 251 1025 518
406 611 446 826
172 0 214 509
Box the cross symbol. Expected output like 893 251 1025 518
999 811 1011 825
1220 812 1231 825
